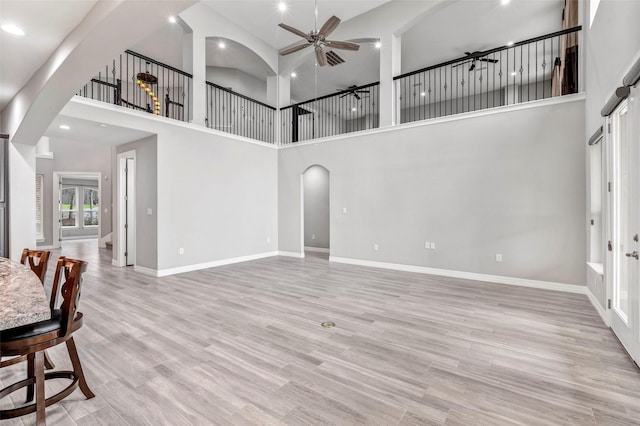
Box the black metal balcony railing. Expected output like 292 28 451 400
394 26 581 124
205 82 276 144
280 82 380 145
77 50 191 122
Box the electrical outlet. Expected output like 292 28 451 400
267 237 271 243
179 248 184 255
312 234 316 240
430 242 435 249
374 243 379 251
496 253 502 262
146 208 153 216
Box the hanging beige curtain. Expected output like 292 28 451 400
560 0 579 95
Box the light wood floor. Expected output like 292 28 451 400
2 240 640 425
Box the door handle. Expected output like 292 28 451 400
625 251 639 260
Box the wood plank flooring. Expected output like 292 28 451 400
1 240 639 425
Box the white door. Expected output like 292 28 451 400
117 152 136 267
609 97 640 364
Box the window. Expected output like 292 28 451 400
83 188 99 227
35 174 44 240
61 187 78 228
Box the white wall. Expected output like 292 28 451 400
279 96 586 286
156 125 278 272
60 97 278 275
304 165 330 250
206 67 268 104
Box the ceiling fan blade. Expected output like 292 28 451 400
279 43 311 56
354 93 361 100
278 23 309 39
468 62 476 71
319 15 341 38
478 58 499 63
355 90 369 94
325 40 359 51
339 93 348 98
315 47 328 66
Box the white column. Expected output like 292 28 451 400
182 28 194 122
190 30 207 126
9 142 36 260
35 136 53 158
275 75 291 145
379 33 401 127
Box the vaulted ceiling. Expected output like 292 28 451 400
1 0 565 139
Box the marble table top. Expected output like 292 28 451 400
0 257 51 331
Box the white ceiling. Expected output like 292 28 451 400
0 0 98 110
202 0 391 50
125 0 564 102
45 115 152 146
1 0 566 144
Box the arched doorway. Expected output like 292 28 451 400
302 165 330 256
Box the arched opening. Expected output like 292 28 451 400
205 37 276 106
302 165 330 257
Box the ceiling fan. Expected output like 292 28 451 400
278 15 360 66
337 85 370 100
453 51 499 71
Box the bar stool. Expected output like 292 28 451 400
0 257 94 426
17 248 55 369
20 248 50 284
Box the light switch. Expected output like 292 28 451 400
104 208 108 213
342 207 347 214
147 208 153 216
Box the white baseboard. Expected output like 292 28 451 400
304 246 330 253
277 251 305 258
134 265 158 277
61 235 99 241
586 286 609 326
112 259 123 267
152 251 279 277
99 232 112 248
329 256 587 295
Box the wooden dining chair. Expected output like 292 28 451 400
18 248 54 369
20 249 50 284
0 257 94 426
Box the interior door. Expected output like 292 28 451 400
125 158 135 266
609 98 640 364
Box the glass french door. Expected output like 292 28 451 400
609 97 640 364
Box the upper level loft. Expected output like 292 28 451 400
54 1 583 146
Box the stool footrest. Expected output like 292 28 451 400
0 370 80 419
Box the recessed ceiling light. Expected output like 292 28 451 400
511 71 518 76
421 92 426 97
278 2 287 12
1 24 25 36
99 123 107 128
290 72 297 78
218 41 226 49
501 0 511 5
375 41 381 49
351 107 357 111
169 16 177 23
507 41 514 47
59 125 70 130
